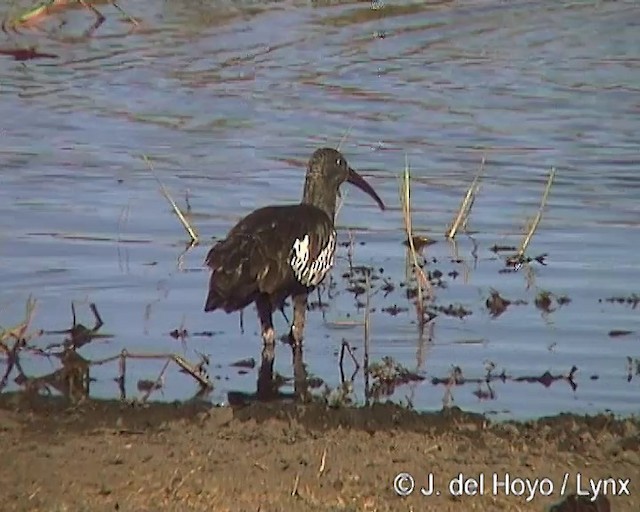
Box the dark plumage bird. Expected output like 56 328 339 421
203 147 385 352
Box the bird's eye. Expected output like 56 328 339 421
336 158 343 166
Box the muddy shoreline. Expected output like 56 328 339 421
1 392 638 511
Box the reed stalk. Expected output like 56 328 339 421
143 155 199 244
517 167 556 259
446 157 485 239
398 156 431 306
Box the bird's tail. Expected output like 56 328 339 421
204 279 225 312
204 237 258 313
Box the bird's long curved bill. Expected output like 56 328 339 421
347 167 385 210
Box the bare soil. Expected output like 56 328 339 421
0 393 638 512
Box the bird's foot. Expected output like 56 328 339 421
262 327 276 347
288 325 304 348
257 329 277 400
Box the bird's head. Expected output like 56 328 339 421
307 147 385 210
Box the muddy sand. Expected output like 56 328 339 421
0 393 638 512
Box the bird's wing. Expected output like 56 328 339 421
204 204 335 312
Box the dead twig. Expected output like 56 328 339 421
339 340 359 371
43 302 111 350
0 297 40 391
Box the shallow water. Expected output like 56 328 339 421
0 0 638 420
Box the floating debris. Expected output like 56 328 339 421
402 235 436 252
230 358 256 369
0 47 57 60
490 244 517 253
432 365 578 393
191 331 220 337
169 328 188 340
626 357 640 383
534 291 571 314
137 378 163 393
599 294 640 309
608 330 635 338
432 303 472 319
506 252 548 269
485 290 511 318
380 278 395 296
381 305 408 316
367 356 425 400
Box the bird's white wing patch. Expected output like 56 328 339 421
290 231 336 287
290 234 311 277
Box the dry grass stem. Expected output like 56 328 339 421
0 296 37 344
0 297 40 391
446 157 485 239
336 126 353 151
291 473 301 497
109 1 139 25
333 127 354 219
335 188 349 219
398 157 432 308
143 155 199 244
517 167 556 259
140 358 169 402
170 466 199 497
318 447 327 478
363 270 371 405
12 0 138 28
346 230 355 274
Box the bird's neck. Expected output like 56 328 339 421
302 178 337 220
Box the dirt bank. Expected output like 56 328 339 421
0 393 638 511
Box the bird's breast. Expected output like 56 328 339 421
289 230 337 287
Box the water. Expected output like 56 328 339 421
0 0 638 420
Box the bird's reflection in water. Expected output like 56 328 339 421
227 342 310 405
257 341 309 401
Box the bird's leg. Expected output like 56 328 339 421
256 294 275 347
257 343 275 401
288 293 308 347
256 295 276 400
290 341 310 402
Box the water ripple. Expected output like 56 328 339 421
0 0 639 418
